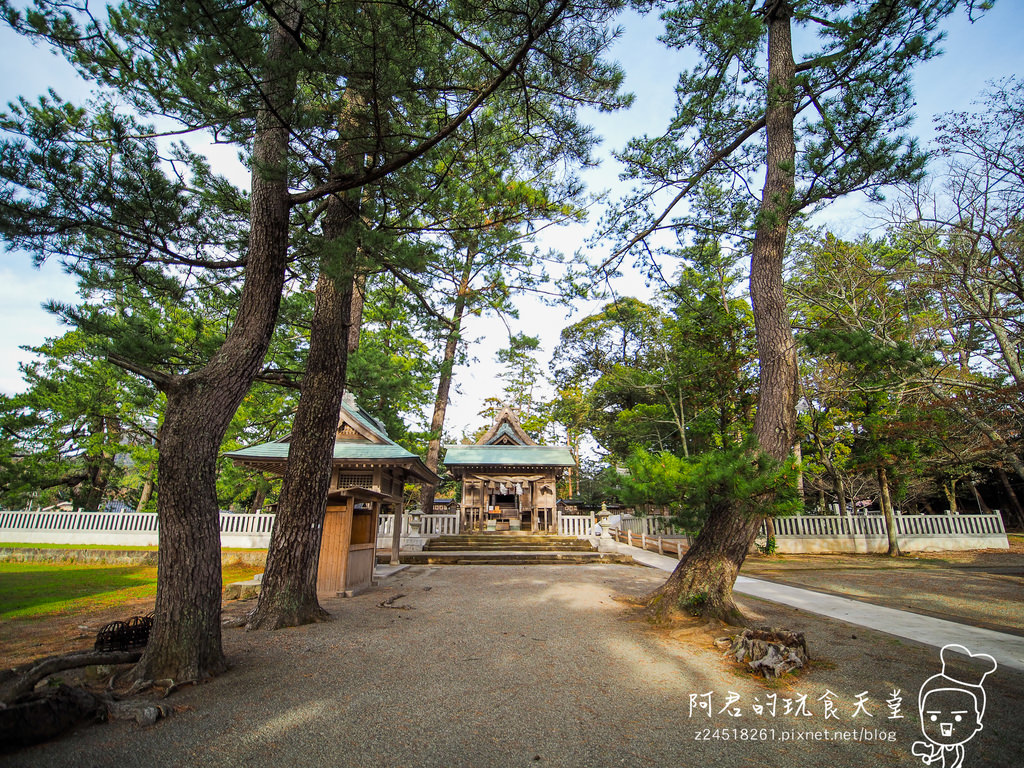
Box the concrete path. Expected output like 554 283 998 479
617 541 1024 674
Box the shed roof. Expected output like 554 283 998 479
227 441 420 462
224 393 437 484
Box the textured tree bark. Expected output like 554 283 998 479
997 468 1024 529
247 82 368 629
877 466 901 557
419 251 474 515
644 3 797 623
247 194 360 630
135 467 155 513
943 480 959 515
133 3 300 680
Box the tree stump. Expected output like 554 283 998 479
726 627 809 678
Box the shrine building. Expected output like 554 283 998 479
442 407 576 533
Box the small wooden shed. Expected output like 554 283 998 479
227 393 437 596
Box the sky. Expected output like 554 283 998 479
1 3 1022 442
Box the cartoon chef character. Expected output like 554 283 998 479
911 644 997 768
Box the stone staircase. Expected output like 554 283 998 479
393 532 632 565
425 533 594 552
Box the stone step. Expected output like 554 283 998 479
424 535 594 552
427 535 586 544
390 551 633 566
424 542 594 552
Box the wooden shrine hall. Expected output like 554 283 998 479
227 392 437 596
442 407 576 533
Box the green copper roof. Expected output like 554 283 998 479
442 445 576 467
226 442 418 462
343 394 392 442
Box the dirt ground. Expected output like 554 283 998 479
0 593 158 670
0 559 263 670
3 564 1022 768
3 546 1022 669
741 544 1024 636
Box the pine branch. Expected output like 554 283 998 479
106 354 173 389
288 0 572 206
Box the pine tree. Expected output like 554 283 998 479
606 0 978 622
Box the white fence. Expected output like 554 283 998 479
3 506 1008 555
763 512 1008 553
377 513 460 540
0 510 275 548
558 514 595 537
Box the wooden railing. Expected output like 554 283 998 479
376 513 460 539
617 514 679 536
607 527 692 559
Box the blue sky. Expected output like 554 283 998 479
1 3 1022 437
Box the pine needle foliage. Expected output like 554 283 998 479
622 438 801 531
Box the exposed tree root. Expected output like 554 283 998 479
245 601 330 631
0 650 141 705
0 649 182 752
0 684 106 751
641 567 747 627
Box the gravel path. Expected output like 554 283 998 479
5 564 1022 767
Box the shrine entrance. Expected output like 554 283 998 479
441 407 576 534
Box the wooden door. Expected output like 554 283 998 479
317 499 353 595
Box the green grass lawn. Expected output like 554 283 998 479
0 542 265 553
0 561 263 620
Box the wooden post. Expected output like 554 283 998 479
531 481 538 533
390 496 404 566
657 536 663 555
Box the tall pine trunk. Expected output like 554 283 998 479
997 468 1024 529
834 474 848 516
135 468 154 513
645 3 797 624
248 98 365 629
246 215 359 629
877 466 901 557
133 3 300 680
419 251 474 514
943 480 959 515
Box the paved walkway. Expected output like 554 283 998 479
617 541 1024 673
